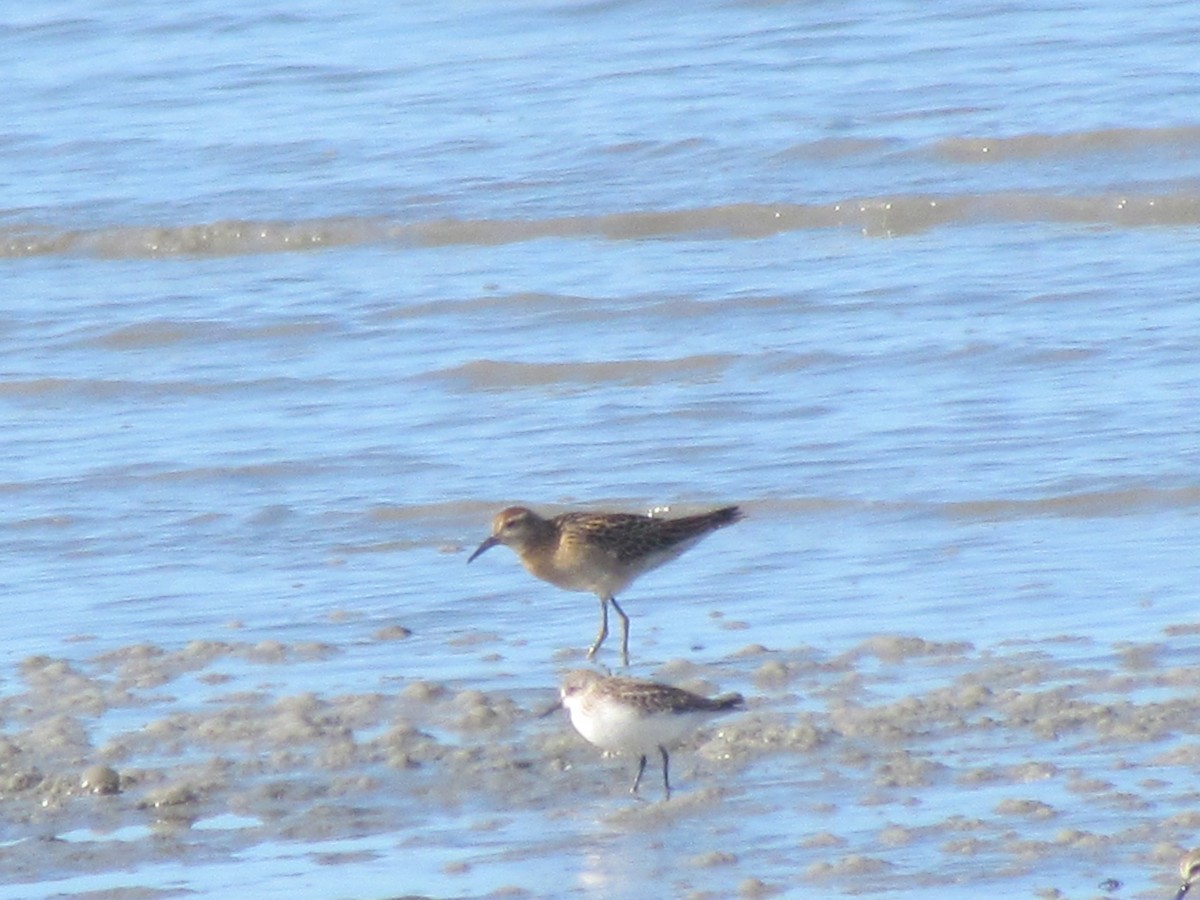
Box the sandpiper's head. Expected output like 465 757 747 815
1176 849 1200 900
467 506 543 562
559 669 603 708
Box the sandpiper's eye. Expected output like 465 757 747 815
501 513 525 531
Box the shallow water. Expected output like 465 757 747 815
4 1 1200 897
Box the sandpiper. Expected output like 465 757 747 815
467 504 743 665
558 668 743 800
1174 848 1200 900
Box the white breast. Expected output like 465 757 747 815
565 696 707 756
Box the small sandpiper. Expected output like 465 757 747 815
1174 848 1200 900
558 668 743 800
467 504 743 665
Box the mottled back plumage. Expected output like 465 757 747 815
556 506 744 565
596 675 743 715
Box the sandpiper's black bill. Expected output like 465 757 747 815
467 535 499 563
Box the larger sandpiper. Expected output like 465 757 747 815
467 504 743 665
558 668 743 800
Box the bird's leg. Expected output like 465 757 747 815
630 754 647 795
609 596 631 667
587 595 610 659
660 746 671 800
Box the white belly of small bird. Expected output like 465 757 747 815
567 696 715 757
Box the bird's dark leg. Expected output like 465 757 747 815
587 596 610 659
660 746 671 800
609 596 631 667
630 754 647 795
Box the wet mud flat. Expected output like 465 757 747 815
1 628 1199 898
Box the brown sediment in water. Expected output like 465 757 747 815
0 631 1198 895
